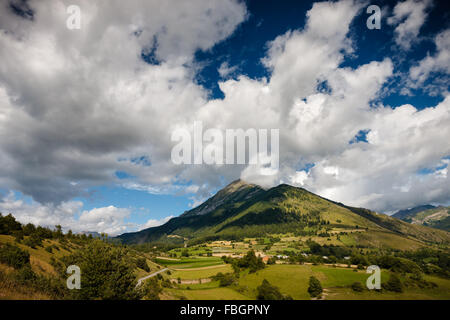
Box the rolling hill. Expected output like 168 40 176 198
118 180 450 248
393 205 450 232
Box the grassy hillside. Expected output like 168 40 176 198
0 214 158 300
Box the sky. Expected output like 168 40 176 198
0 0 449 235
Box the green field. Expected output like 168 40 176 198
168 287 249 300
170 265 233 279
161 264 450 300
155 256 224 269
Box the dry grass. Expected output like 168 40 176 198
0 270 51 300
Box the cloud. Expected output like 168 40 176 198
139 216 174 230
78 206 132 235
218 61 238 78
0 0 449 222
0 0 247 204
0 191 174 235
407 29 450 95
387 0 432 50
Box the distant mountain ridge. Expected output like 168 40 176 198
392 205 437 220
392 205 450 232
117 180 450 247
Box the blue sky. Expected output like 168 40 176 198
0 0 449 235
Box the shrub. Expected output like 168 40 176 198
181 249 189 257
136 257 150 272
0 243 30 269
211 272 236 287
23 233 43 248
382 274 403 293
12 230 24 243
161 279 172 288
142 277 162 300
351 281 364 292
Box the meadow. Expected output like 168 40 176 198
157 261 450 300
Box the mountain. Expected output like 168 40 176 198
393 205 450 232
392 205 436 220
118 180 450 248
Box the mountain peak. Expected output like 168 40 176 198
180 179 264 218
222 179 255 193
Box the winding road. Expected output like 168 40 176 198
136 268 168 287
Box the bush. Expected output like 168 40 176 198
15 265 36 283
161 279 172 288
136 257 150 272
23 233 43 248
382 274 403 293
181 249 189 257
257 279 290 300
351 281 364 292
0 243 30 269
211 272 236 287
142 277 162 300
12 230 24 243
307 276 323 298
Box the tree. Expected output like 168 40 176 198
22 223 36 236
257 279 287 300
0 213 22 235
236 250 265 273
62 240 140 299
54 225 64 239
142 277 162 300
308 276 323 298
